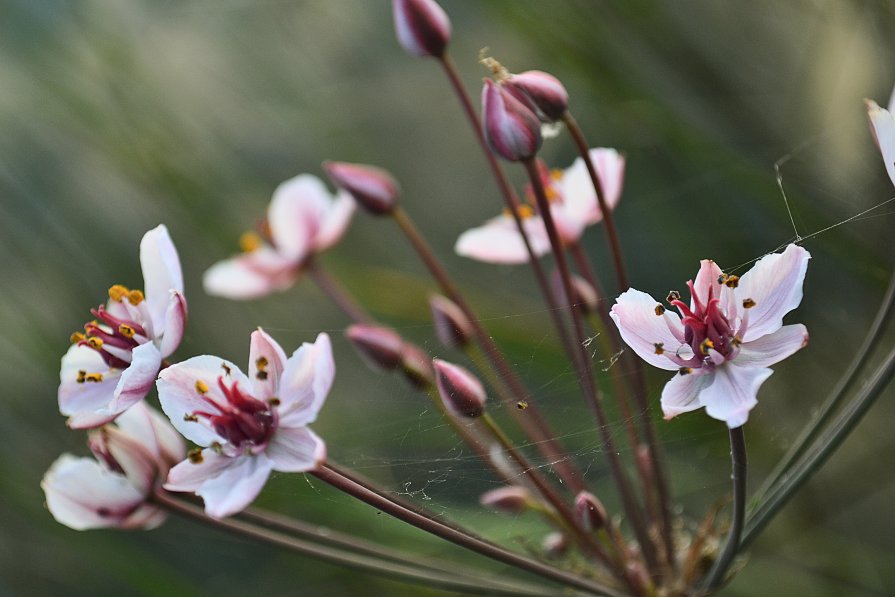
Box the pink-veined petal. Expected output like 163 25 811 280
700 364 773 428
100 426 158 495
557 148 625 225
58 345 121 428
248 328 288 401
277 333 335 428
140 225 184 332
157 355 250 446
660 369 712 420
455 214 551 264
268 174 331 262
203 249 298 300
108 342 162 416
735 324 808 368
867 98 895 188
119 504 167 530
267 427 326 472
314 191 356 252
114 401 186 470
692 259 724 309
42 455 146 531
735 244 810 341
167 452 273 518
610 289 685 371
157 290 187 358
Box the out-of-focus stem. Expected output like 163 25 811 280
522 158 658 574
307 260 372 324
701 427 747 591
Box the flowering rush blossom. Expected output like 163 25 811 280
866 84 895 188
203 174 355 300
455 149 625 264
59 225 187 429
157 330 333 518
610 244 810 428
42 402 185 530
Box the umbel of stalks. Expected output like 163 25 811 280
432 359 486 418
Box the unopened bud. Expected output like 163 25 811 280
346 324 404 371
552 271 599 314
542 532 569 558
429 294 473 349
625 561 651 595
323 161 399 215
503 70 569 122
433 359 486 418
479 486 532 515
399 342 434 388
392 0 451 58
574 491 608 531
481 79 542 162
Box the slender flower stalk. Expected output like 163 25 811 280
307 260 372 324
701 427 747 591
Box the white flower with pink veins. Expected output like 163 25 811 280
157 330 333 518
59 225 187 429
610 244 810 428
866 84 895 188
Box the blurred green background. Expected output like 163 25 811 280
3 0 895 594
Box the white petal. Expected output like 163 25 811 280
140 225 184 332
168 452 273 518
660 370 712 420
455 214 551 264
165 449 238 491
735 244 810 341
58 345 121 428
248 328 288 401
735 324 808 368
157 355 251 447
700 364 773 428
203 250 297 300
268 174 330 262
867 98 895 188
157 290 187 358
557 148 625 224
314 191 356 252
267 427 326 472
115 401 186 469
277 333 335 428
610 289 685 371
109 342 162 416
101 427 158 495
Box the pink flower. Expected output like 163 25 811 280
203 175 355 300
455 149 625 264
866 85 895 188
481 79 542 162
42 402 185 530
610 244 810 428
59 225 187 429
157 330 333 518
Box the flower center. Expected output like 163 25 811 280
71 285 150 372
187 376 277 452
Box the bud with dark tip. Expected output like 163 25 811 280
481 79 542 162
574 491 608 532
346 324 405 371
433 359 486 418
400 342 434 388
429 294 473 349
479 486 533 515
551 270 599 315
503 70 569 123
392 0 451 58
323 161 399 215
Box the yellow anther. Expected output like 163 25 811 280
732 335 743 347
87 336 103 349
84 372 104 383
699 339 715 355
183 413 199 422
678 367 692 376
195 380 209 394
545 186 560 202
667 290 681 303
550 169 563 181
108 285 129 301
517 204 535 219
268 397 281 407
239 231 263 253
654 342 665 355
221 363 232 376
118 324 135 339
127 289 144 305
187 448 204 464
742 298 756 309
76 370 87 383
70 332 86 344
654 304 666 316
255 356 269 380
724 275 740 288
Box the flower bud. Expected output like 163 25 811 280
392 0 451 58
503 70 569 122
433 359 486 418
574 490 608 531
400 342 434 388
542 532 569 558
479 486 533 515
481 79 542 162
429 294 473 349
625 561 651 595
323 161 399 215
346 324 405 371
551 270 599 315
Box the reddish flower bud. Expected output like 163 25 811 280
433 359 486 418
479 485 533 515
574 491 608 531
346 324 405 371
542 532 569 558
481 79 542 162
503 70 569 122
552 270 599 315
429 294 473 349
323 161 399 215
392 0 451 58
400 342 434 388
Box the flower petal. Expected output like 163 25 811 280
109 342 162 416
157 290 187 359
314 191 356 252
735 244 810 341
277 333 335 428
699 364 773 428
167 451 273 518
455 214 551 264
867 97 895 188
267 427 326 472
157 355 250 447
203 249 297 300
735 324 808 368
268 174 331 262
692 259 724 310
114 401 186 469
610 289 685 371
58 345 121 429
248 328 288 401
140 225 184 332
557 148 625 225
660 369 712 420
